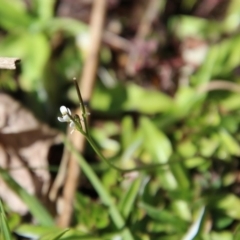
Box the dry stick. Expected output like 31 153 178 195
57 0 107 228
49 135 70 201
125 0 160 75
103 31 131 52
0 57 20 69
197 80 240 93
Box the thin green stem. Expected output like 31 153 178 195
63 137 135 240
73 79 89 136
71 80 189 173
86 135 177 173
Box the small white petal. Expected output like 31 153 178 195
67 108 71 115
58 117 65 122
63 115 71 122
60 106 68 115
69 121 75 128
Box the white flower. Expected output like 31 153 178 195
58 106 75 133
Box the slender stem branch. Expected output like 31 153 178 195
63 137 135 240
71 80 186 173
73 79 89 135
86 135 176 173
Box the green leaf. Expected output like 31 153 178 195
91 82 126 114
140 202 187 231
171 86 204 118
47 18 88 36
64 139 135 240
75 193 109 230
182 207 205 240
221 93 240 111
184 157 209 169
15 225 59 239
177 140 197 158
34 0 56 20
0 168 54 226
140 117 178 190
234 223 240 239
21 33 50 91
124 83 173 114
216 194 240 220
118 177 141 219
0 200 12 240
40 229 69 240
0 0 32 30
140 117 172 164
210 231 233 240
121 116 135 149
91 82 173 114
219 129 240 156
0 32 50 91
199 137 219 158
169 15 209 39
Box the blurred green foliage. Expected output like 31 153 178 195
1 0 240 239
0 0 87 122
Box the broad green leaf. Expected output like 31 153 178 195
0 32 50 91
0 0 32 30
210 231 233 240
177 140 197 158
223 0 240 32
34 0 56 20
21 33 50 91
140 202 187 231
169 16 209 39
193 44 219 86
202 35 240 76
218 129 240 156
216 194 240 220
220 93 240 111
199 137 219 158
184 157 209 169
140 117 172 164
171 86 204 118
124 83 173 113
91 82 173 114
91 82 126 114
140 117 177 190
171 200 191 221
15 225 59 239
0 34 29 57
47 18 88 36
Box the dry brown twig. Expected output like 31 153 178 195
56 0 107 228
0 57 20 69
125 0 160 75
103 31 130 52
197 80 240 93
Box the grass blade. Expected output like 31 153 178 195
0 168 54 226
0 200 12 240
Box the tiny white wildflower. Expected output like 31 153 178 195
58 106 75 134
